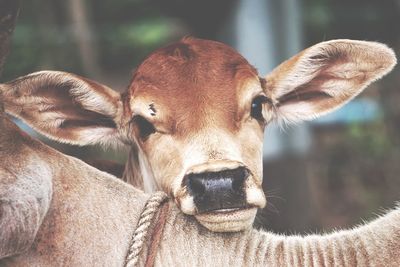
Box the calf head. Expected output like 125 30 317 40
1 38 396 232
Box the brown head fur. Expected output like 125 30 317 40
127 37 258 136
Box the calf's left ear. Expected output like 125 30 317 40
264 39 397 123
1 71 123 146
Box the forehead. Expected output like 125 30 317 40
130 38 259 98
128 38 260 131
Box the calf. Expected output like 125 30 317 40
1 95 400 266
1 38 396 232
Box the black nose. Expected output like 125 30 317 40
185 167 248 213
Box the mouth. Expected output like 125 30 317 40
194 207 258 232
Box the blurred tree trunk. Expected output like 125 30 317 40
34 0 61 69
67 0 101 79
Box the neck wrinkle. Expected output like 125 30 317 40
157 205 400 266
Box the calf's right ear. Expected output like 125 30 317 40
1 71 123 146
264 40 397 124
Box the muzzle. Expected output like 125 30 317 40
184 167 249 213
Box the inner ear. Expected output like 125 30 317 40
277 90 332 111
265 39 397 123
36 81 118 130
2 71 123 146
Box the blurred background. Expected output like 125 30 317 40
3 0 400 234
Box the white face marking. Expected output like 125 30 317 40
170 128 243 195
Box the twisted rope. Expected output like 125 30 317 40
125 191 169 267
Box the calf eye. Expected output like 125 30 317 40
132 115 156 140
251 95 268 121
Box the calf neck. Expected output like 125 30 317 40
1 108 400 266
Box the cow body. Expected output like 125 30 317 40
1 110 400 266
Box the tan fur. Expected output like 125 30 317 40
1 106 400 266
0 112 149 264
0 38 396 232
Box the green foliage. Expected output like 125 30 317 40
2 0 185 81
347 120 392 159
98 18 178 70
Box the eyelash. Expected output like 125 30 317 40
250 95 268 121
131 115 156 140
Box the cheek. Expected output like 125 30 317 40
145 136 184 194
237 127 264 180
242 143 263 179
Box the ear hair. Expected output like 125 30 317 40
265 40 397 124
1 71 123 146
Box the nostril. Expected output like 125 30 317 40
189 176 206 196
232 167 248 192
232 175 243 192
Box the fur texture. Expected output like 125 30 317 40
1 106 400 266
0 38 397 232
